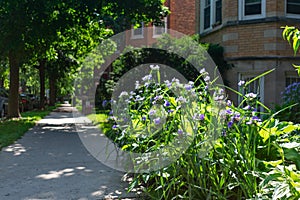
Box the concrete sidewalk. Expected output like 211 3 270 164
0 105 138 200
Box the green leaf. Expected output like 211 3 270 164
293 35 300 55
245 69 275 88
282 124 298 134
262 160 283 168
283 148 300 170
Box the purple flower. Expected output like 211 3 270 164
154 95 163 101
153 117 161 125
168 109 174 113
142 116 146 121
109 110 113 115
176 96 187 103
178 129 183 135
149 109 156 116
184 84 193 91
102 100 108 107
193 113 205 121
234 113 241 121
112 125 118 129
252 116 261 122
226 109 233 115
164 100 171 107
227 121 234 128
164 80 172 88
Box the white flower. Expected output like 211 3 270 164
150 65 160 70
204 76 210 82
119 91 128 98
238 80 245 87
200 68 206 74
142 74 152 82
245 93 257 98
135 81 140 89
176 96 187 103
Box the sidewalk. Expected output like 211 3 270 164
0 105 138 200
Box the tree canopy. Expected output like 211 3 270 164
0 0 166 117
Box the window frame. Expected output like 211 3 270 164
131 22 144 39
200 0 222 33
286 0 300 18
238 0 266 21
238 73 265 110
153 17 168 38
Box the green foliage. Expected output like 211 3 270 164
0 106 55 150
97 35 229 109
92 68 300 199
0 0 167 117
282 26 300 76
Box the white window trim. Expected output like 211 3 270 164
238 73 265 108
200 0 222 34
285 0 300 18
131 22 144 39
238 0 266 21
153 17 168 38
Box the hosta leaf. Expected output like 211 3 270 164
262 160 283 168
272 182 291 200
280 142 300 149
282 124 298 133
259 127 278 142
283 148 300 170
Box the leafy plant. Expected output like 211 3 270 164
92 65 300 199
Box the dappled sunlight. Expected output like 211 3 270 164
36 166 93 180
92 185 135 199
4 143 27 156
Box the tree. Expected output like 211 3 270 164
0 0 166 118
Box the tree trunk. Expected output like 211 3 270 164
0 78 3 88
39 60 46 110
49 75 56 106
8 51 21 118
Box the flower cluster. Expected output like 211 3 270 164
281 82 300 105
107 65 211 149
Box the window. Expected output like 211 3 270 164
286 74 300 86
200 0 222 33
238 73 264 110
153 17 167 38
286 0 300 17
131 22 144 39
239 0 266 20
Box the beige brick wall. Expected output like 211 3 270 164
200 22 294 58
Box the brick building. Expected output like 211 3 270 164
127 0 300 108
198 0 300 108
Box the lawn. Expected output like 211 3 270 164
0 106 55 150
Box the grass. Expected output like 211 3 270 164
87 111 111 132
0 106 55 150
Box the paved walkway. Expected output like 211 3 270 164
0 105 138 200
